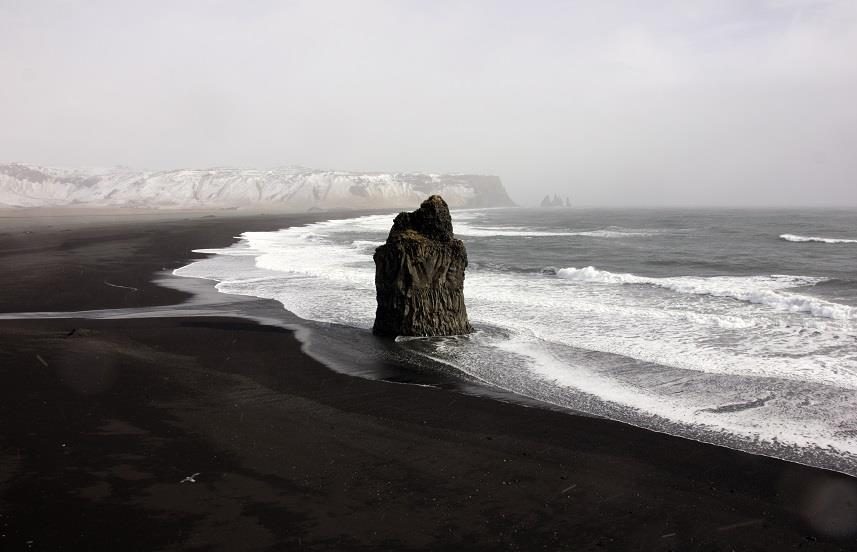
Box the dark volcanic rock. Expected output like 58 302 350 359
373 195 474 337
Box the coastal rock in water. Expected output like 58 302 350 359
373 195 474 337
540 194 566 207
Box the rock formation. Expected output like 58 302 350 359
540 194 571 207
373 195 473 337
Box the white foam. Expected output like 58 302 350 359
569 229 654 238
482 333 857 463
311 211 655 239
455 225 653 238
455 225 581 237
173 211 857 474
780 234 857 244
556 266 853 320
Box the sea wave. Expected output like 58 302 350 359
568 229 654 238
780 234 857 244
458 225 654 238
350 240 385 254
455 225 582 237
556 266 853 320
173 211 857 476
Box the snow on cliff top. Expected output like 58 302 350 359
0 163 514 210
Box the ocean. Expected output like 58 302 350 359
174 208 857 475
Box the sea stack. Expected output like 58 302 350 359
373 195 474 337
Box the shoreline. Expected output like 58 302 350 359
2 210 857 549
163 210 857 480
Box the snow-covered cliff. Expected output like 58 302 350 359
0 164 515 210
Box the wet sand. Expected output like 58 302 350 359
1 210 856 551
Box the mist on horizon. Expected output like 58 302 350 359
1 0 856 207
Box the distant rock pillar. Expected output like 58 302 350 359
372 195 474 337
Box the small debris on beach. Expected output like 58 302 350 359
103 280 139 292
180 473 201 484
716 519 764 532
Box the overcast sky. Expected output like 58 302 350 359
1 0 855 206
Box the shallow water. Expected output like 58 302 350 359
174 208 857 475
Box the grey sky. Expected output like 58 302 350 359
1 0 855 206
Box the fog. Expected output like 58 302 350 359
1 0 855 207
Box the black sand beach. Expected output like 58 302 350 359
2 211 857 551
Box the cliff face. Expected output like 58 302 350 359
373 195 473 337
0 164 515 210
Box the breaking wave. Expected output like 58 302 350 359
458 225 654 238
173 208 857 477
556 266 853 320
780 234 857 244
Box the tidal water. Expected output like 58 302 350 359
175 208 857 475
